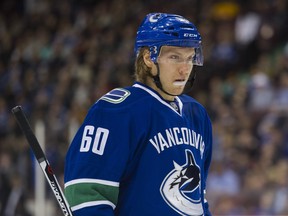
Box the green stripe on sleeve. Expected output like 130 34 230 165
65 182 119 207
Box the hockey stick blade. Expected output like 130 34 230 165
12 106 73 216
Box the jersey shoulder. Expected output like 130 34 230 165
179 94 210 118
179 94 205 109
95 86 150 110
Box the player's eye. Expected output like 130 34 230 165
187 56 193 61
169 55 180 60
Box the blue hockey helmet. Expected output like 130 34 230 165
135 13 203 66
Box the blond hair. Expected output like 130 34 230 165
134 47 153 84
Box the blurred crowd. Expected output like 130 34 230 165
0 0 288 215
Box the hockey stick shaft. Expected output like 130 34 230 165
12 106 73 216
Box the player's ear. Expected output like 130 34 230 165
143 50 154 68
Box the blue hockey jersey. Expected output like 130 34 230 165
64 82 213 216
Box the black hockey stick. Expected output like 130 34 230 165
12 106 73 216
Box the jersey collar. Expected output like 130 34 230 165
133 82 183 116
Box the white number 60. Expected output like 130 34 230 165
80 125 109 155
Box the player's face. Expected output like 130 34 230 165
155 46 195 100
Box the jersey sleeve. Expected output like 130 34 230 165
203 112 213 216
64 101 136 216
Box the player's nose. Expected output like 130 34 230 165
178 63 192 74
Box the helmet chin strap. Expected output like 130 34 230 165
183 69 197 94
152 63 196 97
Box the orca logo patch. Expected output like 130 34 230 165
160 150 203 215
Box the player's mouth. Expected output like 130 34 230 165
173 79 187 86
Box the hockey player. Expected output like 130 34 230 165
64 13 212 216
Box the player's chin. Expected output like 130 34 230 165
170 86 185 95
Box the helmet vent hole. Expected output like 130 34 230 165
180 25 193 30
163 31 179 37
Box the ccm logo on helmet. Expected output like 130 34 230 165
183 33 198 37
